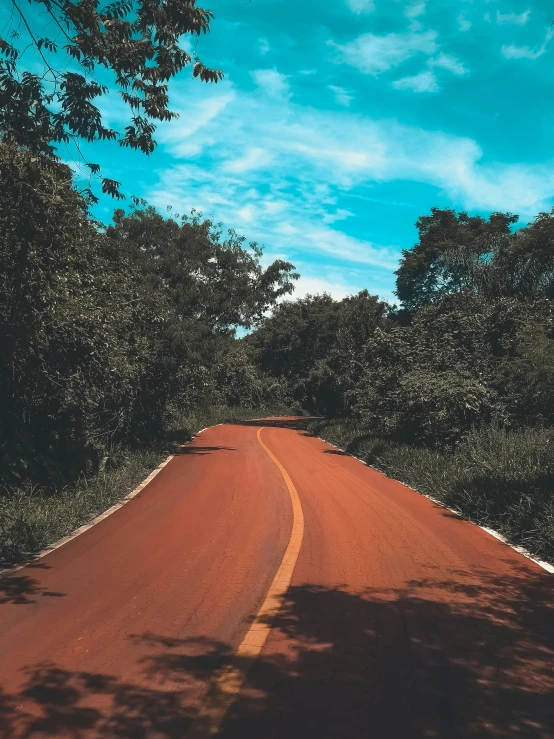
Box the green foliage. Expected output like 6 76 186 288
395 208 518 311
253 203 554 564
248 290 386 415
0 143 296 488
497 311 554 426
353 295 507 444
108 207 297 330
352 209 554 447
1 403 295 564
0 0 224 198
104 206 297 435
309 420 554 564
395 207 554 310
0 142 147 483
214 342 292 408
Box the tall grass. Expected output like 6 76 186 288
308 419 554 565
0 404 295 566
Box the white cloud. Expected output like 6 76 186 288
304 227 399 268
158 92 235 158
405 2 426 19
329 30 438 75
345 0 375 13
288 137 384 183
222 147 273 173
276 222 299 235
428 52 469 76
237 205 256 222
322 208 355 223
276 263 398 304
251 68 291 99
457 13 471 31
263 199 288 214
496 9 530 25
258 38 270 55
393 69 439 93
502 28 554 60
151 160 399 272
153 78 554 284
328 85 353 106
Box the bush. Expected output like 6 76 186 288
445 426 554 560
0 403 297 565
0 143 148 485
0 144 297 488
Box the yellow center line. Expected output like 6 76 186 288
186 426 305 737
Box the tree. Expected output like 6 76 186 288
0 0 224 199
484 210 554 300
214 341 291 409
0 144 298 485
353 295 500 446
248 294 342 412
107 206 298 330
0 142 150 483
105 206 298 435
496 305 554 426
395 208 518 312
248 291 386 415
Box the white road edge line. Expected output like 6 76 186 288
0 425 220 579
319 438 554 575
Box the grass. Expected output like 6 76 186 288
0 404 296 567
8 405 550 570
307 418 554 566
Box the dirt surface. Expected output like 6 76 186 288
0 418 553 738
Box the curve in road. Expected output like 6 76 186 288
187 427 304 737
0 417 553 739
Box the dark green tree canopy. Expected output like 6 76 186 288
0 142 296 485
395 207 554 311
249 200 554 443
491 210 554 300
107 206 298 329
0 0 223 199
395 208 518 311
248 291 387 415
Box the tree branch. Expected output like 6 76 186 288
10 0 59 80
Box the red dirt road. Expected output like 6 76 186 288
0 418 553 738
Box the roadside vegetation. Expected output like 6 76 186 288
306 420 554 563
2 147 554 566
0 404 294 565
1 2 553 568
0 0 301 565
248 209 554 564
0 0 297 562
0 142 297 564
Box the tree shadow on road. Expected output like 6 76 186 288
0 568 65 606
222 566 554 739
0 565 553 737
174 446 236 456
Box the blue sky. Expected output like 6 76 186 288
16 0 554 303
